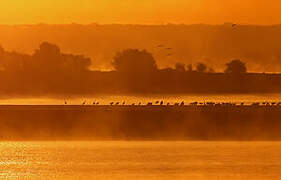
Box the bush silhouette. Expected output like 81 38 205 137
112 49 157 74
225 59 247 74
196 63 207 73
175 63 185 72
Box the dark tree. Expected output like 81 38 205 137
175 63 185 72
31 42 91 72
196 63 207 73
225 59 247 74
208 68 215 73
112 49 157 74
186 64 193 72
0 46 30 72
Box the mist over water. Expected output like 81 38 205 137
0 141 280 180
2 2 281 180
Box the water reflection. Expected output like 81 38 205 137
0 141 281 180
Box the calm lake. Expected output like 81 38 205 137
0 141 281 180
1 94 281 179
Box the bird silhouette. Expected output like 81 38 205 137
64 101 67 105
157 45 165 48
110 102 114 105
82 101 86 105
232 24 237 27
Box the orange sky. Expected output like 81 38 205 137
0 0 281 25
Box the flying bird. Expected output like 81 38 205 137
157 45 165 48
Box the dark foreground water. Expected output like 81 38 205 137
0 141 281 180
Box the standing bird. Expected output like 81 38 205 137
93 102 96 105
82 101 86 105
122 101 126 105
232 24 237 27
64 100 67 105
110 102 114 105
160 101 164 105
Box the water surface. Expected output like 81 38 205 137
0 141 280 180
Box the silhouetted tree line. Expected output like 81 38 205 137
2 24 281 72
0 42 279 96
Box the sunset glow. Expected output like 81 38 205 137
0 0 281 25
2 1 281 180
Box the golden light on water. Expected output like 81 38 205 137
0 141 281 180
1 1 281 179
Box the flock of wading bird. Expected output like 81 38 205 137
64 100 281 107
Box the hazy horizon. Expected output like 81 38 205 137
2 0 281 25
2 1 281 179
1 24 281 72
